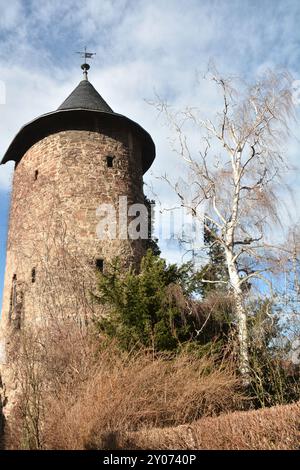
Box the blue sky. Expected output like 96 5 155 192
0 191 10 307
0 0 299 309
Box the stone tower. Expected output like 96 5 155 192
0 65 155 328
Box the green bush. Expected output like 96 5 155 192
93 250 200 352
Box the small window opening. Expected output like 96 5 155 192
34 170 39 181
106 156 114 168
31 268 36 283
95 259 104 273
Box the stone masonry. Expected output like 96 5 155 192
1 128 146 325
0 74 156 418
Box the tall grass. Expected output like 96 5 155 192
5 319 243 449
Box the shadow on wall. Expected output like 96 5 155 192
0 374 6 450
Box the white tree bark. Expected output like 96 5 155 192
152 68 295 382
225 247 250 381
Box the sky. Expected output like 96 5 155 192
0 0 299 309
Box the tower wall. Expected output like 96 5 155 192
1 126 145 327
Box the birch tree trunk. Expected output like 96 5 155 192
225 247 250 382
152 68 294 384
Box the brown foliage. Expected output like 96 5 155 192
5 319 243 450
119 401 300 450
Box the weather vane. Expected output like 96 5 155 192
76 47 96 80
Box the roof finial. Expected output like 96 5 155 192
76 46 96 80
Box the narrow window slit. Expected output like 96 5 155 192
106 156 114 168
95 259 104 273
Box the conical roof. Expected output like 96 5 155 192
58 80 113 113
1 77 155 173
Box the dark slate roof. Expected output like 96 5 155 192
1 79 156 174
58 80 114 113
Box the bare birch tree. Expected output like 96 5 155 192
152 68 296 382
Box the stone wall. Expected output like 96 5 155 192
1 126 146 328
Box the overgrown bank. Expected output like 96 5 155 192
4 320 243 450
3 250 300 450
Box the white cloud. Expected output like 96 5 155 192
0 0 299 263
0 0 23 30
0 162 14 191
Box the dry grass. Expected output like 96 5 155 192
5 319 300 450
116 401 300 450
5 319 243 450
50 351 242 450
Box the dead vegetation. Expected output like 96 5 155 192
4 316 300 450
116 401 300 450
4 318 243 450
